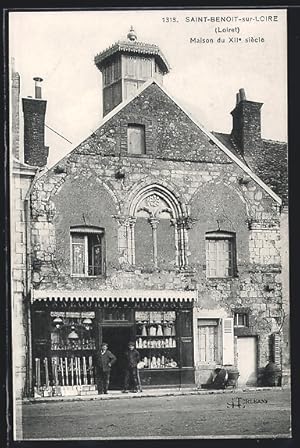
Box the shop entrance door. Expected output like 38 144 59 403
102 326 132 390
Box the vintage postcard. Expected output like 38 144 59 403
8 8 290 440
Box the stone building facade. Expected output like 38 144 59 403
11 30 288 398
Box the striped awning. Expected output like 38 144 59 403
31 289 196 304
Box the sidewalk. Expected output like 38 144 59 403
19 386 287 404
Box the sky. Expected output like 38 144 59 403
9 9 287 167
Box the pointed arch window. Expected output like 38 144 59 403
127 186 186 269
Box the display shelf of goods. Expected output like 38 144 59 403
136 322 176 337
135 311 179 370
136 336 176 349
50 311 96 353
51 340 96 351
138 352 178 369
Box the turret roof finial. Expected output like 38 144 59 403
127 26 137 41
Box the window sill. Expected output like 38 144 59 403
126 153 148 158
206 277 235 280
71 275 105 279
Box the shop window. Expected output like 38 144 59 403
50 311 96 351
135 311 178 369
128 124 146 155
197 319 220 364
32 311 97 391
206 231 236 278
234 312 249 327
71 226 104 277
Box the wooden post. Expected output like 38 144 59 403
70 357 74 387
78 357 82 386
83 356 88 385
35 358 41 389
60 357 65 386
53 357 59 386
65 357 69 386
74 357 78 385
89 356 94 385
44 357 49 387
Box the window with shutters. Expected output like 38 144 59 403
70 226 105 277
127 124 146 155
197 319 220 364
206 231 236 278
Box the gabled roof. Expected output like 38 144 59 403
54 78 283 206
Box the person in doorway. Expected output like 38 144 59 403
122 341 141 393
96 342 116 394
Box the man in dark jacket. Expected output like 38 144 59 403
96 342 116 394
122 341 140 393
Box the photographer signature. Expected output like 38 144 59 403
227 397 268 408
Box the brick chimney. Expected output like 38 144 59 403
230 88 263 155
22 77 49 166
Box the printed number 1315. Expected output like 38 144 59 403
162 17 178 23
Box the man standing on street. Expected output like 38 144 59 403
96 342 116 394
122 341 140 393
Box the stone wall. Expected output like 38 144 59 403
11 70 20 160
12 165 36 398
280 207 290 385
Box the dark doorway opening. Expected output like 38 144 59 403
102 326 132 390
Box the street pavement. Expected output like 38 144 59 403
16 388 291 440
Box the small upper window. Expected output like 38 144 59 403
206 231 236 278
127 124 146 155
71 227 104 277
234 312 248 327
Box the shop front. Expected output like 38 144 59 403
31 290 195 397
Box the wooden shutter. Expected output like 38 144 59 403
222 318 234 365
270 333 281 365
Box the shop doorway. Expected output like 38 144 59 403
102 326 132 390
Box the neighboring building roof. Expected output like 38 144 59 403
214 132 288 205
94 40 170 73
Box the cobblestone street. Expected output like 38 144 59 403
16 388 291 440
